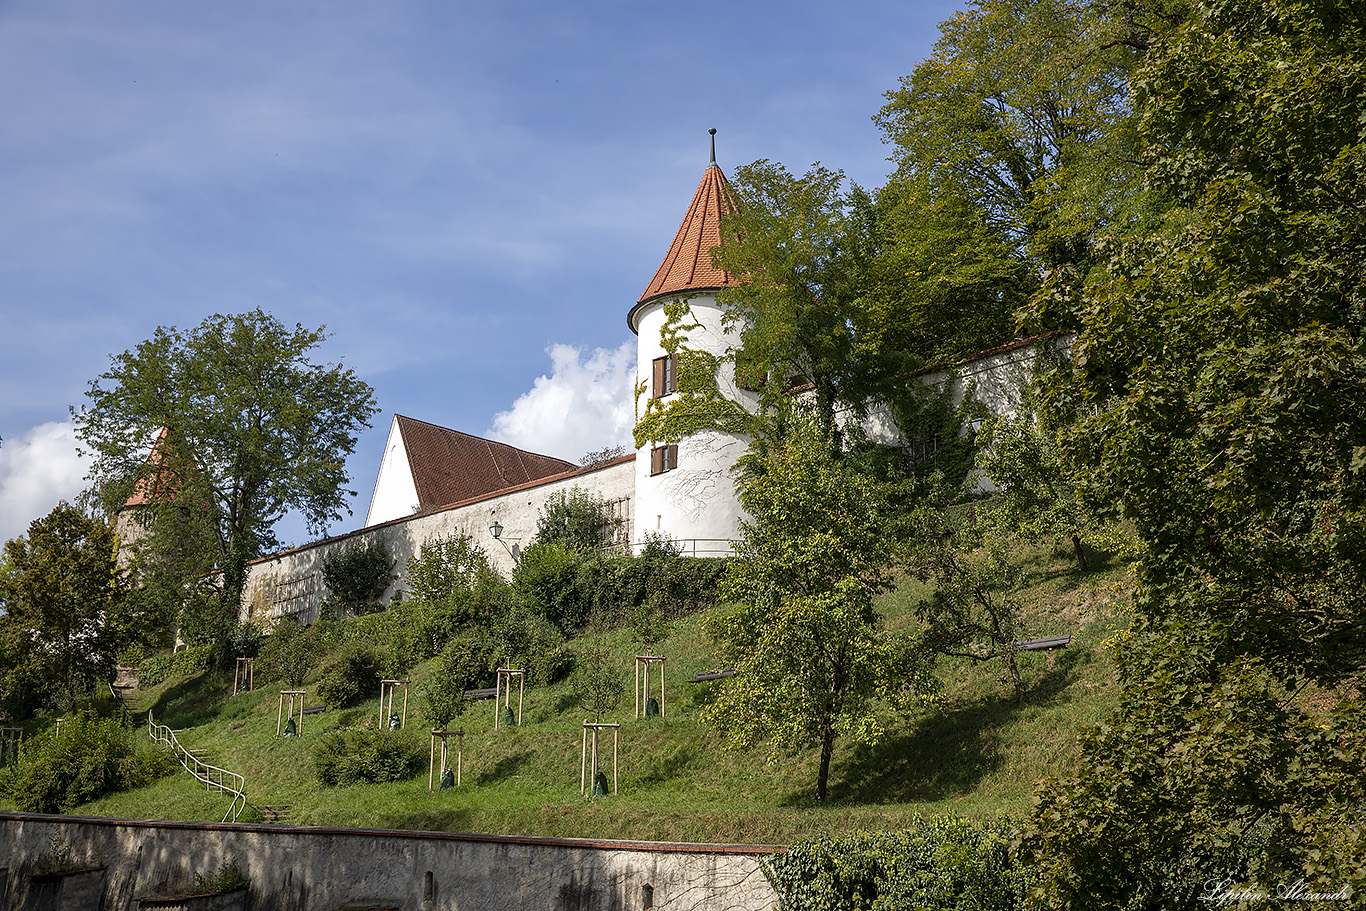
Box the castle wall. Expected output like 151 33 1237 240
241 457 635 626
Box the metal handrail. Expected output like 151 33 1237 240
600 538 738 559
147 710 247 823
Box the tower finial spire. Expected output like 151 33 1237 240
709 127 717 167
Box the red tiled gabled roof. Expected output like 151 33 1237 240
630 154 738 332
395 415 577 513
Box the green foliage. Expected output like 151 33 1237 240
1026 636 1364 908
973 391 1138 571
420 629 496 727
1026 0 1366 901
633 301 756 450
321 540 395 617
533 486 619 553
713 163 878 448
765 815 1033 911
491 603 572 687
73 308 379 659
570 611 625 723
875 0 1141 274
32 837 81 875
912 542 1030 702
175 583 227 649
0 710 176 813
226 620 263 660
511 540 582 633
136 644 213 689
327 589 504 674
404 534 498 605
193 858 247 894
314 643 383 708
0 503 131 714
313 726 424 787
258 618 321 689
706 417 938 801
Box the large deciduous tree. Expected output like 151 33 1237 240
1027 0 1366 901
875 0 1141 274
0 504 128 714
703 418 936 802
74 309 378 654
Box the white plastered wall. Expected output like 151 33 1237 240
631 294 757 555
364 415 421 527
242 457 636 626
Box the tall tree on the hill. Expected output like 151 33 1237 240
704 417 937 802
0 504 129 714
875 0 1142 275
74 309 378 658
1027 0 1366 902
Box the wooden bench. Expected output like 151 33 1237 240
255 804 291 823
685 669 737 683
1014 636 1072 651
301 705 328 716
463 687 497 700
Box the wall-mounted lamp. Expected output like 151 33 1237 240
489 520 520 560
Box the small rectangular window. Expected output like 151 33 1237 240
652 354 678 398
735 353 766 392
650 444 678 475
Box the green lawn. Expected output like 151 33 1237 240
58 544 1130 845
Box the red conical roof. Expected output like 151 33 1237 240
630 155 737 333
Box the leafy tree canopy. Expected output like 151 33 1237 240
0 504 136 714
704 417 938 801
875 0 1143 273
73 309 378 649
1027 0 1366 900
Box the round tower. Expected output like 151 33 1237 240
627 131 757 555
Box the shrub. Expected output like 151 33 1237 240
137 644 213 688
314 644 383 708
492 603 573 686
322 540 396 616
405 534 498 603
259 617 321 688
194 858 248 894
313 726 424 786
512 540 581 632
533 486 618 552
420 629 496 727
0 711 177 813
764 815 1034 911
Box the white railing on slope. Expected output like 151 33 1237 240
147 710 247 823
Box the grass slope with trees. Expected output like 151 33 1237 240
2 0 1363 908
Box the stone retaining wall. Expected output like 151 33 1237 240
0 813 779 911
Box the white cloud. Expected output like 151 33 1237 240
488 342 636 462
0 422 94 543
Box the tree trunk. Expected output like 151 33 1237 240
1004 646 1025 703
816 726 836 802
1071 534 1088 572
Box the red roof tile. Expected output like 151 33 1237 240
121 427 201 509
631 157 738 331
396 415 577 512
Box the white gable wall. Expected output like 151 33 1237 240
365 415 420 527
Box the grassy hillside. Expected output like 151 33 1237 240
58 544 1130 844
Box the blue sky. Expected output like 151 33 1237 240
0 0 958 547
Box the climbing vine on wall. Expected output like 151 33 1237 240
633 299 756 449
